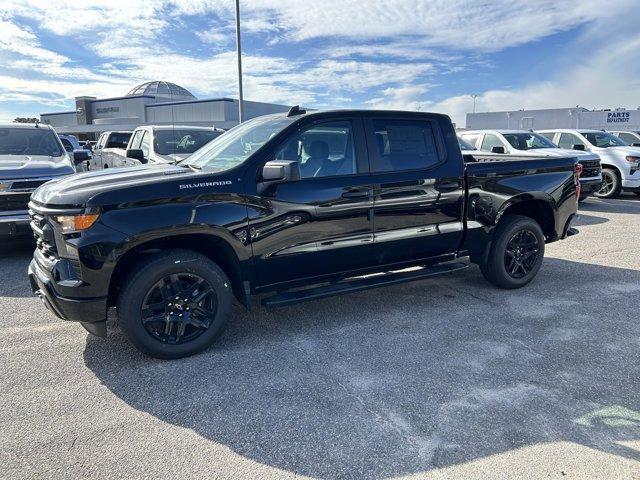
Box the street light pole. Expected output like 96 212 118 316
235 0 244 123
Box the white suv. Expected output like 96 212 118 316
459 129 603 200
538 129 640 198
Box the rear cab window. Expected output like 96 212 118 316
368 119 441 172
106 132 131 149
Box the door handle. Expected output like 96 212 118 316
436 182 459 192
342 188 370 199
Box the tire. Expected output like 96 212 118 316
479 215 545 289
104 164 109 169
594 168 622 199
117 249 233 359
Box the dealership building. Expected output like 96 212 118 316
466 107 640 131
40 81 293 139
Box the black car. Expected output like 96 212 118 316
28 109 581 359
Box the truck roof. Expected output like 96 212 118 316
462 129 537 135
137 125 222 131
537 129 608 133
0 123 55 130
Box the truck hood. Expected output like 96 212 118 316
0 159 74 180
153 153 190 164
589 145 640 157
31 163 234 208
521 148 600 161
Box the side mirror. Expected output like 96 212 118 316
126 149 147 164
572 144 586 151
259 160 300 193
72 149 91 165
491 146 506 154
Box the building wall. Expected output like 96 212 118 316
91 96 152 125
466 107 640 131
40 112 77 128
145 99 229 125
41 95 293 136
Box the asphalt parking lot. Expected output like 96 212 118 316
1 195 639 480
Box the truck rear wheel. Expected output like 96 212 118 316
117 249 233 359
480 215 545 289
594 168 621 199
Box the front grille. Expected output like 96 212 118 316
29 207 58 260
578 160 601 178
11 179 48 190
0 193 31 212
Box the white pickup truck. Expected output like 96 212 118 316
90 131 132 170
114 125 223 168
538 129 640 198
459 129 603 201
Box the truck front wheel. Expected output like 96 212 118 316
117 249 233 359
594 168 622 199
480 215 545 289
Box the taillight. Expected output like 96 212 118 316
575 163 583 199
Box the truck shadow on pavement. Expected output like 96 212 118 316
0 242 35 298
580 195 640 215
83 257 640 479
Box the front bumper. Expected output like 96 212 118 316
579 176 603 194
28 258 107 325
0 213 31 238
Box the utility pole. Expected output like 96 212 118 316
471 94 479 114
235 0 244 123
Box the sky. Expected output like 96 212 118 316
0 0 639 126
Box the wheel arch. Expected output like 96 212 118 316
107 233 249 309
496 197 556 241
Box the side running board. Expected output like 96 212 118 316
262 262 468 308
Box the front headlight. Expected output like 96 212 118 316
54 213 100 233
625 156 640 163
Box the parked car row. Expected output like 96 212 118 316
458 128 640 200
89 126 223 170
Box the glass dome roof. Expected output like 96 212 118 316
126 81 196 100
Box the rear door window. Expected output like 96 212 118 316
369 119 440 172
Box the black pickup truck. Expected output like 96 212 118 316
28 109 580 359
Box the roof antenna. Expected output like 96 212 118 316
287 105 306 117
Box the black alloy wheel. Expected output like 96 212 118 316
117 249 233 359
504 229 540 279
141 273 217 345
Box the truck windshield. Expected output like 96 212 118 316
154 129 221 155
182 115 296 171
502 133 556 150
580 131 628 148
0 128 63 158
